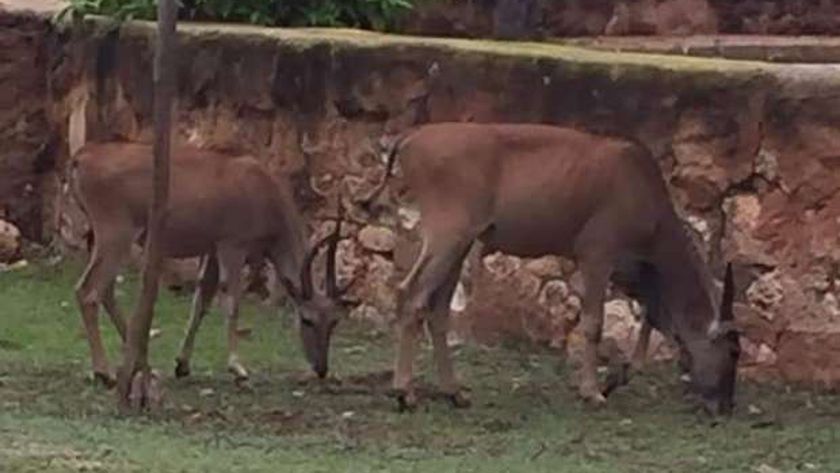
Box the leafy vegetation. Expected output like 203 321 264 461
3 259 840 472
60 0 415 30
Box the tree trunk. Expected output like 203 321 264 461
116 0 177 409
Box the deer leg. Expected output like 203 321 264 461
393 237 471 411
76 257 113 387
217 246 248 382
600 312 652 397
426 256 471 409
392 240 430 411
75 231 131 388
561 312 582 355
102 281 127 342
263 260 283 308
174 254 220 378
576 255 613 405
629 263 659 374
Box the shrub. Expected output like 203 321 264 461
61 0 415 30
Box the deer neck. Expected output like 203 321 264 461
272 208 310 298
651 214 718 341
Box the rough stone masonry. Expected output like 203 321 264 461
5 9 840 386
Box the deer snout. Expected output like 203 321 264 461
312 353 328 379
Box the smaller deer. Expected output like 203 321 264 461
72 141 353 387
367 122 740 416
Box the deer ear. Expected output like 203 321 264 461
720 262 735 322
708 262 739 340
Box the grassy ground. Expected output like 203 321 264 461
1 258 839 472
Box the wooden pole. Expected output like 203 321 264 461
116 0 177 410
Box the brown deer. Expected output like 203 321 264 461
367 122 740 416
71 141 353 387
618 220 711 378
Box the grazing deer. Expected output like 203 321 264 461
618 221 710 377
367 122 740 416
71 141 353 387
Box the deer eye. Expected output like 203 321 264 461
300 317 315 327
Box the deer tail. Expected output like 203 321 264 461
65 159 96 253
359 132 408 213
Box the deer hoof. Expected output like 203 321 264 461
392 389 418 413
579 384 607 406
227 362 249 382
446 391 472 409
93 371 117 389
127 369 164 412
174 358 191 379
603 362 631 398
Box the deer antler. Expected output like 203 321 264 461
299 232 328 300
325 199 344 298
300 195 349 300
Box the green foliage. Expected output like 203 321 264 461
60 0 414 30
60 0 157 22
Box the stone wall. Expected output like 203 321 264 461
399 0 840 38
0 10 56 243
13 15 840 388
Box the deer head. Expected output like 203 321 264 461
293 203 357 378
688 262 741 416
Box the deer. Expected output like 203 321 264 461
617 220 712 380
71 141 354 388
365 122 740 416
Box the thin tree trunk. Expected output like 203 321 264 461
116 0 178 409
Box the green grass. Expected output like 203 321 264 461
2 258 840 472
